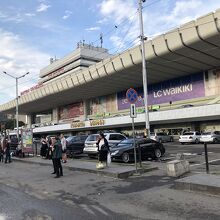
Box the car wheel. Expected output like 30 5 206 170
213 138 218 144
195 139 199 144
180 142 184 145
154 148 162 159
122 152 130 163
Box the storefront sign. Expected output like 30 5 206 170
21 83 44 95
90 119 105 127
71 121 85 128
117 72 205 110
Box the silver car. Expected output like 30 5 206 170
150 132 173 143
83 133 127 157
200 131 220 143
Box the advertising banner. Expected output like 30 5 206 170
59 102 84 120
117 72 205 110
21 128 33 153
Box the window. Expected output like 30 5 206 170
196 132 201 135
109 134 125 141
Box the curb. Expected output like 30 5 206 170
13 157 158 179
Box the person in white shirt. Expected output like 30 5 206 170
60 134 67 163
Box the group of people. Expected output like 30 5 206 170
0 138 12 164
40 134 67 163
40 134 67 178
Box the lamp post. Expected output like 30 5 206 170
138 0 150 138
3 71 29 142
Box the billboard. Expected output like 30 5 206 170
117 72 205 110
59 102 84 120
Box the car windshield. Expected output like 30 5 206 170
66 136 76 142
150 133 155 136
113 139 134 148
202 132 212 135
183 132 194 135
86 134 99 141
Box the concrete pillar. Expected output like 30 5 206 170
84 100 90 121
26 114 35 128
52 108 59 124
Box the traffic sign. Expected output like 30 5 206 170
130 104 137 118
126 88 138 103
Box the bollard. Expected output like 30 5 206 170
204 143 209 174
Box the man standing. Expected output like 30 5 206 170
5 139 11 163
60 134 67 163
52 136 63 178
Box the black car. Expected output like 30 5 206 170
66 135 88 157
110 138 165 163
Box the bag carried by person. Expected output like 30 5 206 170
96 161 104 169
107 152 111 166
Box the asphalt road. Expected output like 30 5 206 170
0 159 220 220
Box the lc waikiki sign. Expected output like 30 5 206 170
117 72 205 110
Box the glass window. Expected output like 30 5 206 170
183 132 194 135
86 134 99 141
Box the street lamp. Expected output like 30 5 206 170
3 71 29 142
138 0 150 138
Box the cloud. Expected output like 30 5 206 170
25 13 36 17
62 10 72 20
0 29 50 104
36 3 51 12
98 0 220 50
85 26 101 31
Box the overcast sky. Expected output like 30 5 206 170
0 0 220 104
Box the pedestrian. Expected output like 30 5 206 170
60 134 67 163
0 145 4 163
96 132 109 168
52 136 63 178
46 136 52 159
50 137 56 174
40 137 48 158
4 139 11 163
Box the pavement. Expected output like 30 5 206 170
174 173 220 196
12 156 158 179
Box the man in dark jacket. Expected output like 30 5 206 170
52 136 63 178
5 139 11 163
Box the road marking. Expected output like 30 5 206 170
92 205 109 216
80 204 95 215
190 158 220 167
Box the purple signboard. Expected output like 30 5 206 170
117 72 205 110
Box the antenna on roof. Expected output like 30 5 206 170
100 33 103 48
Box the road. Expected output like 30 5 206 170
0 156 220 220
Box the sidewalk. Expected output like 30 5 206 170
13 156 158 179
174 173 220 196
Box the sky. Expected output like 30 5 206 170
0 0 220 104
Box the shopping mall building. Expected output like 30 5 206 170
1 9 220 137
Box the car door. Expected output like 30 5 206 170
138 139 155 159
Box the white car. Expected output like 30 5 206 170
179 131 201 144
150 132 173 143
200 131 220 143
83 133 127 157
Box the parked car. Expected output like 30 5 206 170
150 132 173 143
83 133 127 158
179 131 201 144
200 131 220 143
66 135 88 157
110 138 165 163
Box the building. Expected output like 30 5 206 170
1 9 220 137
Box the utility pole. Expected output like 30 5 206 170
138 0 150 138
3 71 29 142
